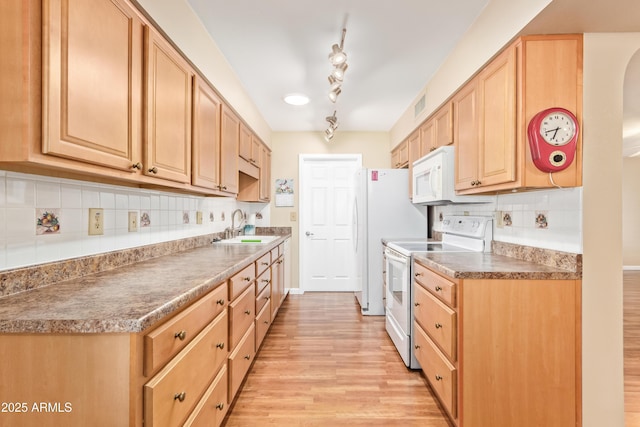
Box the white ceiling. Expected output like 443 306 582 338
186 0 490 132
186 0 640 154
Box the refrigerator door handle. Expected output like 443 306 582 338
352 197 358 253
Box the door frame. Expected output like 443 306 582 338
298 154 362 293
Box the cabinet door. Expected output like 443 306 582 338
192 76 222 190
434 102 453 148
419 120 435 156
453 79 479 191
42 0 143 172
477 47 516 187
220 105 240 194
239 123 253 163
260 146 271 201
144 27 193 183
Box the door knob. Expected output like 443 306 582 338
305 231 314 236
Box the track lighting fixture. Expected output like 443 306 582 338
327 28 348 103
324 111 338 142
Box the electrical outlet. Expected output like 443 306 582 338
496 211 504 228
196 211 203 224
290 211 297 221
128 212 138 232
88 208 104 235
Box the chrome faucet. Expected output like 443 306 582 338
225 209 245 239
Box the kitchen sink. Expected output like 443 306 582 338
220 235 280 244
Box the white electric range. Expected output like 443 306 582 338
384 215 493 368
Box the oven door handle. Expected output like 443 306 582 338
384 249 409 265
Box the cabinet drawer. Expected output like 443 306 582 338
414 262 456 307
256 282 271 314
414 284 457 360
255 300 271 350
144 311 228 427
229 284 256 349
256 267 271 295
414 323 457 419
183 364 228 427
256 252 271 277
144 283 227 376
228 323 256 401
229 263 255 301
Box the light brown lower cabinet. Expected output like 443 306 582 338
413 260 581 427
0 243 289 427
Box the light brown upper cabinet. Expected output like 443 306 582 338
220 105 240 194
41 0 144 173
455 34 583 194
455 47 516 192
144 26 193 184
260 146 272 201
239 124 260 166
391 139 409 169
192 75 223 191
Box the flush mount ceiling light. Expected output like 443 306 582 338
283 93 310 106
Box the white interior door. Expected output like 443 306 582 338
299 154 361 292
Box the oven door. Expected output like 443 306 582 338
384 246 412 366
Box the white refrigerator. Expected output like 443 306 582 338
352 168 427 315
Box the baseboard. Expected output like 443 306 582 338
287 288 304 295
623 266 640 270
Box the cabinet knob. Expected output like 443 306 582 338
243 276 251 282
415 272 422 277
264 320 269 324
244 355 251 360
216 403 225 411
414 302 420 307
131 162 142 170
216 342 225 350
148 166 158 174
435 323 443 329
174 392 186 402
435 375 443 381
216 299 225 305
435 286 442 292
414 344 420 350
221 185 227 190
261 262 269 266
262 279 270 284
244 310 251 315
174 330 187 341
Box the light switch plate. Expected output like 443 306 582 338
290 212 297 221
128 212 138 232
196 211 203 224
88 208 104 235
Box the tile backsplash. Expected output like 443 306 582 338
0 171 269 271
434 187 583 253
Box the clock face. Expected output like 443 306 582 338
539 111 577 146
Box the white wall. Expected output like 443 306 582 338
623 155 640 267
0 171 268 271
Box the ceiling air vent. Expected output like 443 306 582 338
414 93 425 118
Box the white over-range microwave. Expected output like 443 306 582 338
412 146 493 205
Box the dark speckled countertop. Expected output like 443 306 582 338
414 251 581 280
0 233 289 334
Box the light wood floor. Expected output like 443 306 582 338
625 271 640 426
223 292 452 427
222 274 640 426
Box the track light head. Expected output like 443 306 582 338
328 87 341 103
330 63 348 81
328 44 347 66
